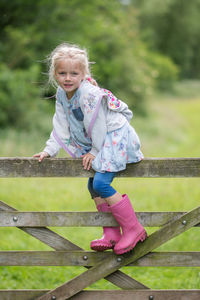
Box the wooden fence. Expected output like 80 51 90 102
0 157 200 300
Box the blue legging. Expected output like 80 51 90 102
88 172 117 199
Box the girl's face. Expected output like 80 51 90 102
55 59 85 99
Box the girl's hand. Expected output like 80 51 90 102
33 151 50 162
81 153 95 170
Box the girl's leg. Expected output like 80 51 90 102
88 177 106 205
92 172 147 255
88 176 121 251
109 194 147 254
104 192 122 206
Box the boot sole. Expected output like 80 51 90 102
91 239 118 252
114 230 148 255
91 244 114 251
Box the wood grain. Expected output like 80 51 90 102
0 157 200 177
0 200 148 290
0 290 200 300
36 206 200 300
0 211 199 227
0 251 199 267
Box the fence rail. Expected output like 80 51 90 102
1 290 200 300
0 157 199 300
0 251 200 267
0 157 200 177
0 211 199 227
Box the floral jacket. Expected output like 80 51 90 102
44 80 133 158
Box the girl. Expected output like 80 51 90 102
34 43 147 255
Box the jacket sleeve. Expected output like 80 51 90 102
43 131 61 157
43 100 78 158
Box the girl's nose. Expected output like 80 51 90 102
65 73 71 80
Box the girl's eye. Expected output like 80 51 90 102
57 71 79 76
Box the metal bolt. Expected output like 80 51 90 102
182 220 187 225
13 216 18 222
149 296 154 300
83 255 88 261
117 257 122 262
51 296 56 300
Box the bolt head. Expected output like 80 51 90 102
117 257 122 262
182 220 187 225
83 255 88 261
51 296 56 300
149 296 154 300
13 216 18 222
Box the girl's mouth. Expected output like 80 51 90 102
64 84 73 87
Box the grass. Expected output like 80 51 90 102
0 80 200 290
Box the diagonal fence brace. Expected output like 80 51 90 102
36 205 200 300
0 200 148 290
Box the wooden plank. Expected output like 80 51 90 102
0 200 148 290
0 211 117 227
138 211 200 227
130 251 200 267
62 290 200 300
0 211 199 227
1 290 200 300
0 201 79 251
0 290 48 300
0 157 200 177
1 251 200 267
36 205 200 300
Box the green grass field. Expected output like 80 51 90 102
0 81 200 290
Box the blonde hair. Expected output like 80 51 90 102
47 43 92 88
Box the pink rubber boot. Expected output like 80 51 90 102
110 194 147 255
90 202 121 251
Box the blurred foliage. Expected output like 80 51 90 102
0 64 39 128
133 0 200 78
146 52 179 90
0 63 51 132
1 0 198 130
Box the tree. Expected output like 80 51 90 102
133 0 200 78
0 0 178 128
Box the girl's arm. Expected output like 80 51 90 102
34 100 76 162
44 100 79 158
